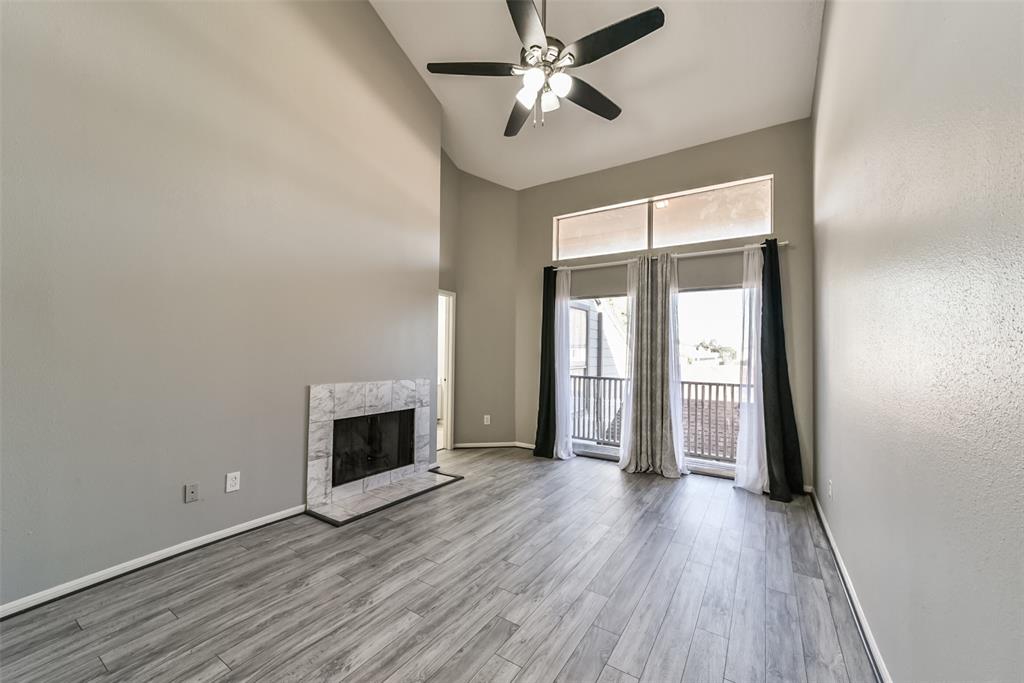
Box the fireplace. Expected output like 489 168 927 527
306 379 433 512
333 409 414 486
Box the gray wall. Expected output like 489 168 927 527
813 2 1023 680
439 164 519 444
515 120 815 483
453 172 519 444
439 151 460 293
0 1 441 604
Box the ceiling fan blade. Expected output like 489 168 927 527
506 0 547 50
561 7 664 67
427 62 518 76
565 77 621 120
504 98 534 137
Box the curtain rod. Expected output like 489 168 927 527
554 241 790 272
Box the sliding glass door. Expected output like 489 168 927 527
565 285 747 472
677 287 744 470
568 296 629 458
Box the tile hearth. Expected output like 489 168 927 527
307 471 458 526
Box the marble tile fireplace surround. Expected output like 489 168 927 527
306 379 434 520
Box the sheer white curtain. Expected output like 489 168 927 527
618 260 639 468
553 269 574 460
734 247 768 493
666 260 689 475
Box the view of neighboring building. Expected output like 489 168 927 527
569 297 629 378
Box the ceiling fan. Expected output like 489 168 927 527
426 0 665 137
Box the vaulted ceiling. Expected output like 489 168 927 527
372 0 825 190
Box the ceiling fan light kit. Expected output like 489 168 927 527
426 0 665 137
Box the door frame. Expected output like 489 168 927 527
438 289 456 451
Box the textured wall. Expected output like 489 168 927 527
515 120 815 482
1 1 441 603
813 2 1024 680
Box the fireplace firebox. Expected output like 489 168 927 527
332 409 414 486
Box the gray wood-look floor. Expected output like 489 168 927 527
0 448 877 683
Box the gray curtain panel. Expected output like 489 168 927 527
621 255 683 478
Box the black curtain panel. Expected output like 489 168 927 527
533 266 557 458
761 239 805 501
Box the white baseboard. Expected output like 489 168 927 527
810 492 892 683
454 441 534 450
0 504 306 619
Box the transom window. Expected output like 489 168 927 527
553 175 773 261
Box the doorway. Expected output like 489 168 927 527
437 290 455 452
568 296 630 460
676 286 743 476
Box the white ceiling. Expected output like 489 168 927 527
372 0 825 190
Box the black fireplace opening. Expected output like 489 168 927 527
332 409 415 487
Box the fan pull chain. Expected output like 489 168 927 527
537 0 547 128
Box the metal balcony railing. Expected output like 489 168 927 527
570 375 745 464
680 381 742 464
570 376 627 446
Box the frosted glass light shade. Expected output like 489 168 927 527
522 68 545 91
515 86 538 109
541 90 560 112
549 72 572 97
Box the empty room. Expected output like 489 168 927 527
1 0 1021 681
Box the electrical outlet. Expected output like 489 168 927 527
226 471 241 493
483 414 491 425
184 482 200 504
827 479 833 499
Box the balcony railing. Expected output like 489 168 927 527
680 381 742 464
570 376 626 446
570 375 745 464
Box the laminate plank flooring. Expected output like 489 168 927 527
680 629 727 683
0 448 876 683
555 626 619 683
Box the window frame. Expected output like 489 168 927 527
568 303 590 376
552 174 774 262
